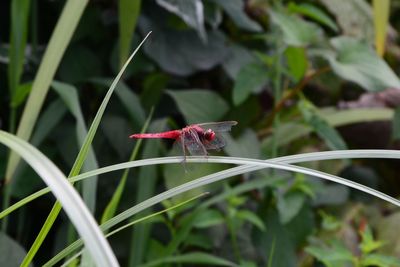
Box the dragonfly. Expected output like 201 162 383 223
130 121 237 159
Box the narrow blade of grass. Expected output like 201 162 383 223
0 130 118 267
19 32 152 267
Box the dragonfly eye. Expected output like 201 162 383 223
204 129 215 141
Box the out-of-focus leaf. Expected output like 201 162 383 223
0 232 29 266
269 10 322 46
211 0 262 32
313 182 349 206
320 0 374 42
360 226 383 254
276 191 305 224
373 0 390 56
393 107 400 140
361 254 400 267
253 208 297 266
192 209 224 228
140 252 238 267
90 78 146 131
119 0 141 67
156 0 206 41
306 240 354 266
11 82 32 108
58 44 102 83
140 73 170 111
236 210 265 231
376 212 400 257
232 62 269 105
139 16 229 76
224 129 260 158
8 0 30 99
222 44 256 79
298 100 347 150
322 37 400 91
285 46 308 82
204 1 222 29
167 89 229 124
52 81 99 213
288 2 338 32
101 115 132 158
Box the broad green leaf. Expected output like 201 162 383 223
285 46 308 82
211 0 261 32
58 44 101 83
323 36 400 91
139 252 238 267
306 240 354 266
362 253 400 267
224 129 261 158
320 0 374 42
288 2 338 32
236 210 265 231
298 100 347 150
392 106 400 140
276 191 305 224
192 209 224 228
232 62 269 105
140 73 170 111
262 107 393 154
156 0 206 41
269 10 322 46
253 208 297 267
167 89 229 124
0 232 29 267
8 0 31 100
373 0 390 56
140 17 228 76
222 44 255 79
119 0 141 67
360 226 384 254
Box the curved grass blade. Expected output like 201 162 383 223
3 150 400 222
0 130 118 267
42 150 400 266
20 32 152 267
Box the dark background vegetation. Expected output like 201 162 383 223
1 0 400 266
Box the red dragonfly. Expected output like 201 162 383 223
130 121 237 158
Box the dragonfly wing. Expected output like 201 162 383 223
184 129 208 156
203 134 226 150
196 121 238 132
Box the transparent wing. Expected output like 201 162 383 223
196 121 237 132
183 129 208 156
203 134 226 150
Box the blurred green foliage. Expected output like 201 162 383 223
1 0 400 266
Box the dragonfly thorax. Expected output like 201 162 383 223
203 129 216 141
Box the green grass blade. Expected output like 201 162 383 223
52 81 99 212
119 0 142 67
0 130 118 267
6 0 89 184
8 0 31 100
101 108 153 224
38 150 400 265
20 32 151 267
3 150 400 223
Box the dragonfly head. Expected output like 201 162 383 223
204 129 216 141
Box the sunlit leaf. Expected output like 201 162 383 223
323 37 400 91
